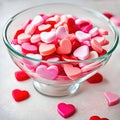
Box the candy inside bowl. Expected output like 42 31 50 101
2 3 119 96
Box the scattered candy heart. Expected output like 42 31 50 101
57 102 76 118
15 70 30 81
89 115 101 120
12 89 30 102
89 115 109 120
103 12 114 19
104 91 120 106
87 72 103 83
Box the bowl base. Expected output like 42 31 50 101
33 81 80 97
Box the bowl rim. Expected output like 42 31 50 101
2 3 119 64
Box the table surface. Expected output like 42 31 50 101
0 0 120 120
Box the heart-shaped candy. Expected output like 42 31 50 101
56 26 68 39
25 24 37 35
104 91 120 106
75 31 91 42
38 24 52 32
14 29 24 39
21 42 38 54
63 64 81 80
23 53 42 70
46 15 60 25
89 27 99 37
30 34 41 44
87 72 103 83
91 39 103 53
73 45 89 60
31 15 44 26
15 70 30 81
12 89 30 102
56 35 72 54
40 31 56 43
36 65 58 80
39 43 56 56
18 33 31 44
57 102 76 118
89 115 109 120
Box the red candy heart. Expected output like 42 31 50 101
89 116 101 120
103 12 114 19
57 102 76 118
14 29 24 39
89 116 109 120
12 89 30 102
15 70 30 81
87 72 103 83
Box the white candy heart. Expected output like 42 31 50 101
31 15 44 26
73 45 89 60
75 31 91 42
40 31 56 43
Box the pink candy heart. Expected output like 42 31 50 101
40 31 56 43
75 31 91 42
31 15 44 26
104 91 120 106
57 102 76 118
56 26 68 39
73 45 89 60
21 42 38 54
36 65 58 80
18 33 31 44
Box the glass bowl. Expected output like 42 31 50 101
2 3 119 96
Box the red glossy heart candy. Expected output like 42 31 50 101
103 12 114 19
89 115 109 120
87 72 103 83
15 70 30 81
89 116 101 120
12 89 30 102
